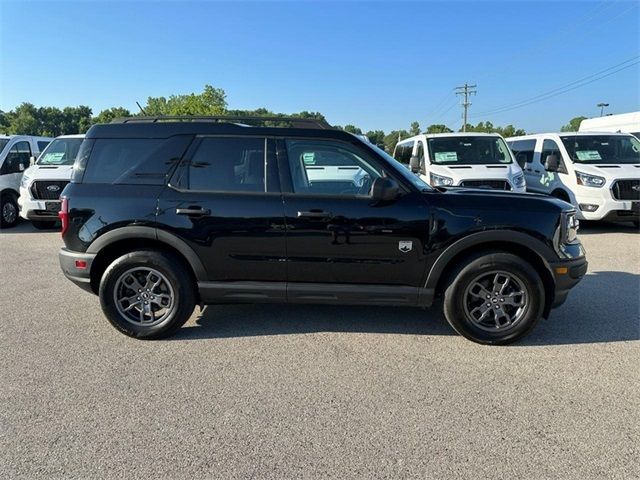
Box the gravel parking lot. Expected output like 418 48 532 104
1 221 638 479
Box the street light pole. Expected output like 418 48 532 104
597 102 609 116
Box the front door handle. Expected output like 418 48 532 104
297 210 331 219
176 207 211 216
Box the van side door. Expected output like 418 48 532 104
509 139 538 191
538 138 568 195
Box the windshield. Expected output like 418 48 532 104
37 138 83 166
560 135 640 164
427 136 513 165
369 144 432 191
0 139 9 154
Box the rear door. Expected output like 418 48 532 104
278 137 430 305
157 135 287 300
509 139 538 190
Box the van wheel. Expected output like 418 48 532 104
99 250 196 339
443 252 545 345
1 193 19 228
32 220 57 230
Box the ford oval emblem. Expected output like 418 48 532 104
46 185 60 192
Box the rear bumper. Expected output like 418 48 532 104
549 256 588 308
59 248 96 294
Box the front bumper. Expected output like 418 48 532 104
549 256 588 308
18 188 61 221
59 248 96 294
574 186 639 221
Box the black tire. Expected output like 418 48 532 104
443 252 545 345
99 250 196 339
31 220 57 230
0 193 19 228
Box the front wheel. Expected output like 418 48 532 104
443 252 545 345
1 193 19 228
99 250 196 339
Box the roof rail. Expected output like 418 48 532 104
110 115 333 130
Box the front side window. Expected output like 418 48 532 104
393 141 415 166
1 141 31 174
508 139 536 168
183 137 265 192
541 139 563 168
37 138 83 166
285 139 383 196
560 134 640 164
427 136 512 165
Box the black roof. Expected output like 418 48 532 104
85 115 354 140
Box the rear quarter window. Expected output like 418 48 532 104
80 136 193 185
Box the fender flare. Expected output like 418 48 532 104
86 225 207 281
424 229 556 291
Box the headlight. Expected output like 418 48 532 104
564 212 579 243
575 171 605 188
512 173 525 188
20 175 31 189
430 173 453 187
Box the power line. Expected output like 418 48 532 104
455 83 477 132
471 56 640 118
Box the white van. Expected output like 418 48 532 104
0 135 52 228
507 132 640 226
392 133 526 192
579 111 640 138
18 134 84 229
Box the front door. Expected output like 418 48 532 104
157 135 287 301
278 138 430 305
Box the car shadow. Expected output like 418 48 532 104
0 219 60 234
173 271 639 346
579 220 638 235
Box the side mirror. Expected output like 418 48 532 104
409 156 420 174
30 155 37 165
515 152 527 168
371 177 400 202
544 154 559 172
19 163 25 172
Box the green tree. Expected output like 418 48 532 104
426 124 453 133
6 103 40 135
383 130 410 153
409 121 421 136
343 124 363 135
143 84 227 116
365 130 385 147
93 107 132 124
561 116 587 132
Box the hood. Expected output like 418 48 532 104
429 162 522 180
25 164 74 181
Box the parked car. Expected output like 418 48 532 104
507 132 640 226
392 133 526 192
0 135 52 228
579 111 640 138
18 134 84 229
58 116 586 345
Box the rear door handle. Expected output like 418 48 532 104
297 210 331 219
176 207 210 216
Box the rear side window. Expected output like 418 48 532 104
393 141 414 165
81 136 192 185
178 137 266 193
508 139 536 167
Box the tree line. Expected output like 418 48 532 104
0 84 586 153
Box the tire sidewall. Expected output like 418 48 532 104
99 250 195 339
1 193 19 228
444 253 545 345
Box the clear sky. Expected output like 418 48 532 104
1 0 638 133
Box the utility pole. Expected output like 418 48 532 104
455 83 477 132
597 102 609 116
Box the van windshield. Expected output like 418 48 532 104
427 136 512 165
37 138 83 166
560 135 640 164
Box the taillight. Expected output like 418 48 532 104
59 196 69 236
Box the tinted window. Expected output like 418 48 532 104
37 141 51 152
184 137 265 192
1 141 31 174
428 136 512 165
285 139 382 196
37 138 83 166
83 139 164 184
393 141 414 165
508 139 536 167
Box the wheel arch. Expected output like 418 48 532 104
426 231 557 318
86 226 206 296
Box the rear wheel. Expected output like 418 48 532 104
31 220 57 230
99 250 196 339
443 252 545 345
1 193 19 228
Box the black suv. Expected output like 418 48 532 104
58 116 587 344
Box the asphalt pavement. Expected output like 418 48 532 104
1 220 638 479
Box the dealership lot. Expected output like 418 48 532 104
1 222 638 478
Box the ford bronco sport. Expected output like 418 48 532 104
58 116 587 345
